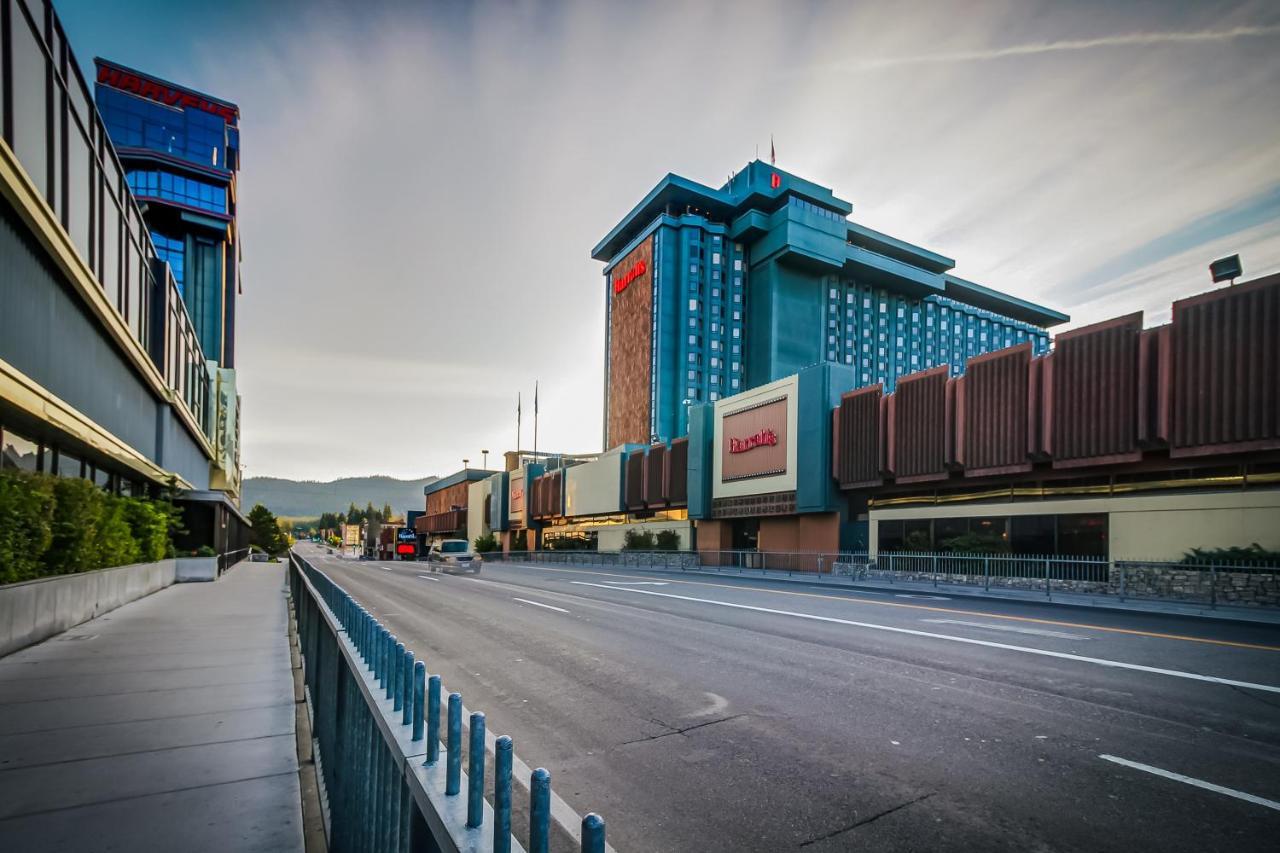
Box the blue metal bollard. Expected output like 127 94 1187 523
581 813 606 853
467 712 486 828
446 693 462 795
393 643 406 711
427 675 441 764
412 662 426 741
530 768 551 853
385 633 397 697
494 736 513 853
401 649 414 726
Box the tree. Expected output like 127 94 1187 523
382 502 394 523
248 503 289 556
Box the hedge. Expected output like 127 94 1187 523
0 468 181 585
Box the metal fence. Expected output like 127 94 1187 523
480 548 1280 609
287 552 608 852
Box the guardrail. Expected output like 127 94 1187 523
481 549 1280 609
287 551 608 852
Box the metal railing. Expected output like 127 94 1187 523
218 547 251 575
287 551 608 852
480 548 1280 609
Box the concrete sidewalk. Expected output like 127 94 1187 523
0 562 304 852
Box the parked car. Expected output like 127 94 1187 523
425 539 481 574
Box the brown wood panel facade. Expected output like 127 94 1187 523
606 237 654 447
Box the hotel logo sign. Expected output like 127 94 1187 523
729 428 778 454
612 260 647 294
96 61 238 124
721 397 788 482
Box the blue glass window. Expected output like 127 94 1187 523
97 87 228 169
127 169 227 214
151 231 185 293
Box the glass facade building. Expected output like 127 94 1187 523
594 161 1068 446
94 59 241 368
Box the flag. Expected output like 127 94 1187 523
770 135 776 165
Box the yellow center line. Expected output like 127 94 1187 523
506 563 1280 652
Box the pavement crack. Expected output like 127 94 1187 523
798 792 935 847
619 713 748 746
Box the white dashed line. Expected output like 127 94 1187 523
570 581 1280 694
1099 755 1280 812
512 597 569 614
417 575 439 582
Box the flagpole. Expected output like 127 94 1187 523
533 381 539 461
517 392 522 461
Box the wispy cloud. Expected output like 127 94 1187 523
833 24 1280 71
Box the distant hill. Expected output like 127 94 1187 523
243 475 439 519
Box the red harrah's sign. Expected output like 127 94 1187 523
729 428 778 454
97 63 238 124
612 260 647 294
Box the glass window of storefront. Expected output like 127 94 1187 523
878 513 1108 556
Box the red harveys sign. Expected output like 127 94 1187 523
396 543 415 555
96 62 238 124
729 428 778 454
613 260 647 294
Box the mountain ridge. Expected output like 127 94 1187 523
243 474 439 518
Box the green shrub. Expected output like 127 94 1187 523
1182 544 1280 565
0 469 55 584
122 498 168 563
623 530 656 551
473 533 498 553
655 529 681 551
95 494 140 569
46 478 106 574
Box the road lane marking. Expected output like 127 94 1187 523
1099 755 1280 812
897 594 950 600
417 575 439 582
512 597 569 614
569 581 1280 694
380 567 394 571
511 563 1280 651
602 581 670 586
923 619 1091 640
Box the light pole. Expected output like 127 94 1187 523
481 449 489 470
462 458 470 470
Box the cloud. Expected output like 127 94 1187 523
827 24 1280 71
140 0 1280 481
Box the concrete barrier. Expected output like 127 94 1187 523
175 556 218 582
0 560 177 657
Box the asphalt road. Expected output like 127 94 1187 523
295 543 1280 852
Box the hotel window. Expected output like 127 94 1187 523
829 288 838 299
712 287 721 298
689 298 698 311
732 328 740 338
712 270 720 281
847 293 855 303
688 318 697 328
733 276 742 287
712 252 721 265
734 259 742 271
732 361 740 372
687 387 697 398
731 379 740 389
733 293 741 303
688 353 697 363
711 322 719 333
690 264 697 273
688 334 697 345
711 340 720 351
731 344 740 354
828 335 836 344
688 369 696 380
711 375 720 385
845 354 853 364
732 310 740 320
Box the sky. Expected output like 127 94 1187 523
55 0 1280 482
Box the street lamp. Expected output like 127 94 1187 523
462 458 470 470
481 449 489 470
